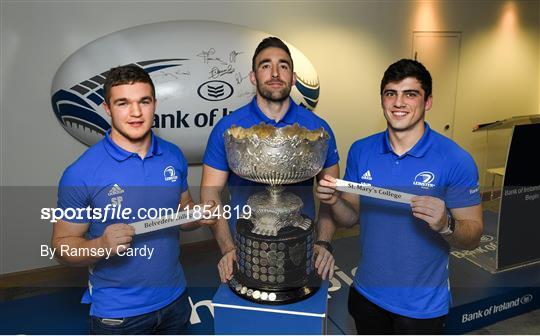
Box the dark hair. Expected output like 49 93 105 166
103 64 155 104
252 37 293 71
380 59 432 101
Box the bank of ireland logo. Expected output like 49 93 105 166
51 21 322 167
480 235 494 243
197 80 234 101
520 294 533 304
413 171 436 189
163 166 178 182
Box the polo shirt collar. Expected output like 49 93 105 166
408 123 432 157
249 97 298 125
103 131 162 161
380 130 393 154
380 122 432 158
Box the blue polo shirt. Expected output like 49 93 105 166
344 123 480 318
57 131 189 318
203 97 339 234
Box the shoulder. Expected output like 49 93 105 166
344 132 384 170
428 131 478 182
429 130 475 164
295 105 334 131
350 131 385 154
59 141 108 185
156 135 187 162
213 102 253 130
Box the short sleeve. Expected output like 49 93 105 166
179 153 189 193
343 143 360 182
445 152 481 209
56 167 91 223
320 120 339 168
203 122 229 171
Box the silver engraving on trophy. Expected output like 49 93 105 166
224 123 329 304
224 123 329 236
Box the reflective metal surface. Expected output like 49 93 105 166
224 123 329 185
224 123 327 304
224 123 329 236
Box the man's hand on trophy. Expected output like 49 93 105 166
196 200 219 226
218 248 237 283
314 244 335 280
316 174 340 205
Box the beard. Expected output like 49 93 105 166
256 80 292 102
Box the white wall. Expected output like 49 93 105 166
1 1 539 273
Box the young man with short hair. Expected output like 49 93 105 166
53 65 214 334
317 59 483 334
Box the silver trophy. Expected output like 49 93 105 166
224 122 329 304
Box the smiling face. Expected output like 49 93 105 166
103 82 156 148
250 47 296 103
381 77 432 136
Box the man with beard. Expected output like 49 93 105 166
201 37 339 283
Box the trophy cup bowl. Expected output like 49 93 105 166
224 123 329 304
225 123 329 185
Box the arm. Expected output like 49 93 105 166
410 197 483 250
177 190 218 231
316 175 360 228
447 205 483 249
316 164 340 242
201 164 236 282
330 192 360 228
314 164 339 279
51 220 134 267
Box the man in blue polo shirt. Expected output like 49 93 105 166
316 59 483 334
52 65 214 334
201 37 340 282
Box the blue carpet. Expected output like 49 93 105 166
0 288 89 334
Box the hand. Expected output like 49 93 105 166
197 200 219 226
99 224 135 256
314 244 335 280
218 248 236 283
410 196 448 232
316 175 340 205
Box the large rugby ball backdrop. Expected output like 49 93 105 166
51 20 320 163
